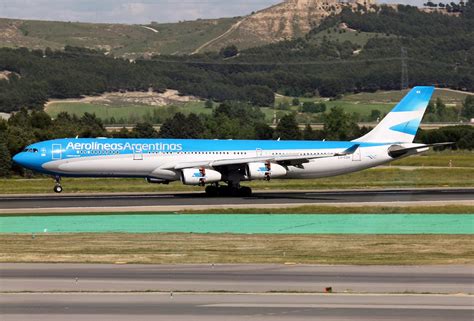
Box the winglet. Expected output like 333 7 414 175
335 144 360 156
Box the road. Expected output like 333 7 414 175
0 188 473 212
1 264 473 321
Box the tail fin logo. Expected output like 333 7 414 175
389 119 420 136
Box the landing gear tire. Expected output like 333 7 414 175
213 185 252 197
239 186 252 197
205 185 219 197
53 176 62 193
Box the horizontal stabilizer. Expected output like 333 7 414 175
335 144 360 156
388 142 454 158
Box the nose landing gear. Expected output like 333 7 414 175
53 176 63 193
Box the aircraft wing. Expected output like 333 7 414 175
162 144 360 170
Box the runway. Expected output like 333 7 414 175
0 188 473 212
2 292 472 321
1 263 472 293
1 264 473 321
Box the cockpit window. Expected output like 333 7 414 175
22 148 39 153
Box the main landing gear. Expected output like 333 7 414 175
205 183 252 197
53 176 63 193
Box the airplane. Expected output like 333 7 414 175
12 86 451 196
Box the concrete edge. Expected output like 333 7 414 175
1 200 473 214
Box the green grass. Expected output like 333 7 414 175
46 100 209 123
1 167 472 194
46 88 472 125
342 88 471 107
275 88 472 121
275 96 394 118
392 151 474 168
1 233 472 265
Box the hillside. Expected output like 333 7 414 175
0 17 239 57
197 0 376 52
0 3 472 115
0 0 375 56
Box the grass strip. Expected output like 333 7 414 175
0 167 473 194
1 205 472 217
1 233 472 265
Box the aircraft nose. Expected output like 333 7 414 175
12 153 26 166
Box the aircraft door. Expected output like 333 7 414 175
256 148 263 157
52 144 62 160
133 150 143 160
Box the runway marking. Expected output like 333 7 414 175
201 303 474 310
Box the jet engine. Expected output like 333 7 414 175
146 177 170 184
246 162 287 181
181 167 222 186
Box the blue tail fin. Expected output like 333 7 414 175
353 86 435 143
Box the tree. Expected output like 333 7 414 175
292 98 300 106
435 98 447 118
213 102 265 125
205 99 213 109
275 114 301 140
301 102 326 113
0 142 11 177
461 95 474 119
302 124 317 140
369 109 382 122
30 110 52 129
220 45 238 58
79 113 106 137
159 113 205 138
132 122 157 138
245 85 275 106
159 113 187 138
323 106 359 140
254 123 274 140
185 113 205 138
426 100 436 114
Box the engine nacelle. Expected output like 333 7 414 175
181 168 222 186
146 177 170 185
246 162 287 180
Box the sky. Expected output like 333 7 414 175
0 0 435 24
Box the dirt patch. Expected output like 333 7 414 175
44 89 200 109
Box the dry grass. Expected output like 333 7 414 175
1 205 472 217
1 233 472 265
182 205 474 214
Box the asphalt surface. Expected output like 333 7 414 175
2 264 473 320
1 292 473 321
1 263 473 294
0 188 473 210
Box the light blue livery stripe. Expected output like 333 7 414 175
389 118 421 136
391 86 435 112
